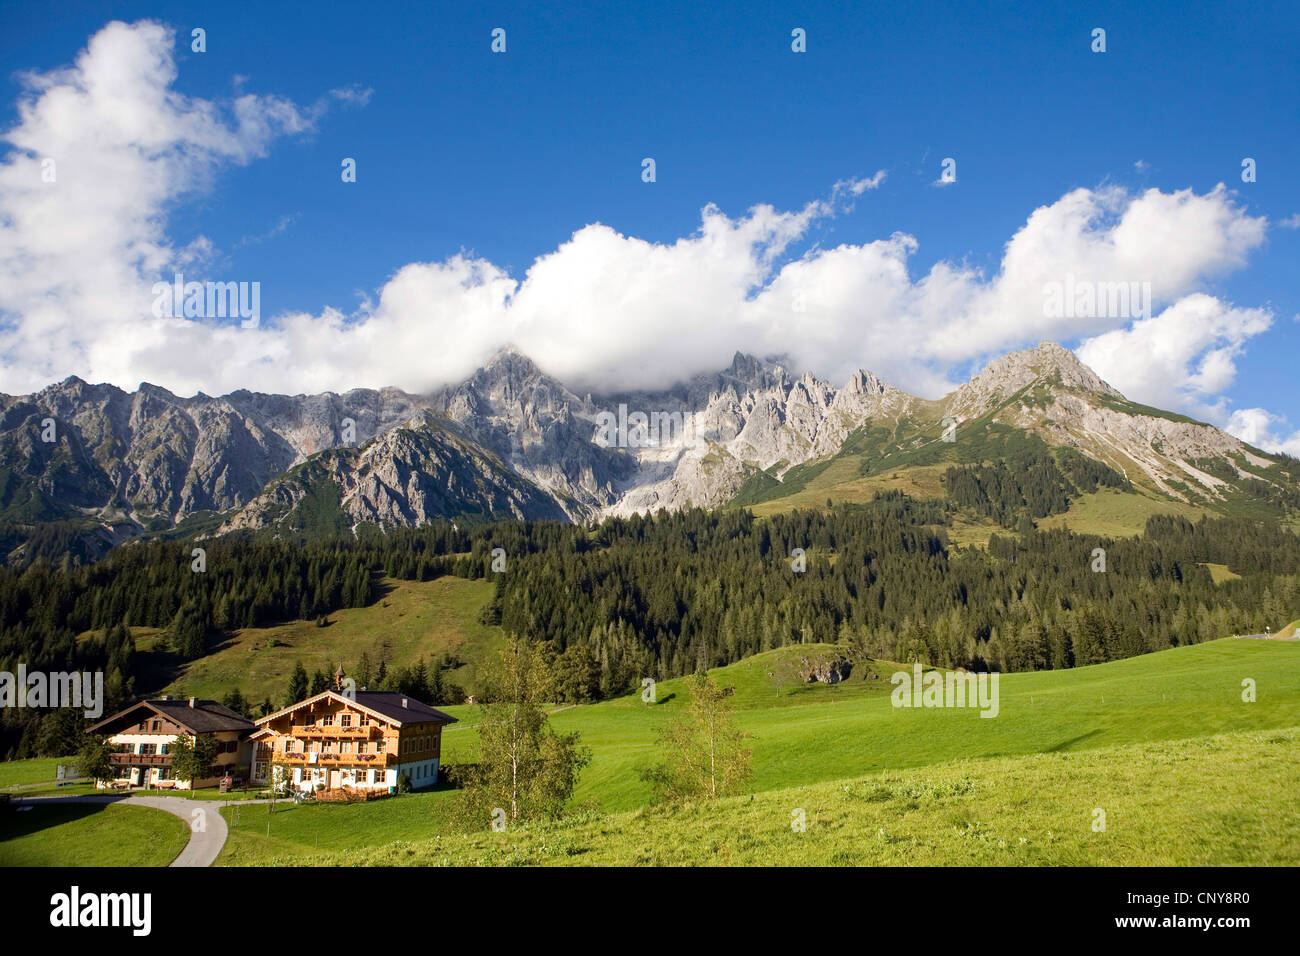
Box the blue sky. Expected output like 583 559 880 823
1 1 1297 446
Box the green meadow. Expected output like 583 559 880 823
250 727 1300 867
208 637 1298 865
7 634 1296 867
499 640 1300 813
0 803 188 866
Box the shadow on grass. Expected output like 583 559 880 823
0 801 108 840
1045 729 1104 753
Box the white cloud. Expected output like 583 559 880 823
834 170 887 196
1278 213 1300 230
1075 295 1272 420
1225 408 1300 457
0 19 1281 444
0 20 353 394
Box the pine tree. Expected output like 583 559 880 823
287 662 309 704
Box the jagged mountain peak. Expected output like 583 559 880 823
4 339 1292 563
719 351 793 392
476 345 549 381
979 341 1120 395
34 375 119 401
842 367 892 396
946 341 1122 421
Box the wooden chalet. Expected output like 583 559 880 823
250 675 457 793
85 697 255 790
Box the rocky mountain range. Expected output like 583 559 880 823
1 341 1294 563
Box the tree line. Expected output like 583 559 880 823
4 491 1300 758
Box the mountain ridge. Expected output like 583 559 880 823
2 341 1295 562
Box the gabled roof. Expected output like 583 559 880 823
256 690 457 729
354 691 458 726
87 698 256 736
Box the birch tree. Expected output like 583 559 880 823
459 636 590 824
642 670 752 801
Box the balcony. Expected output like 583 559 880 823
277 751 390 766
109 752 173 766
290 724 375 738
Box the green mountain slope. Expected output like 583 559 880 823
432 639 1300 812
232 726 1299 866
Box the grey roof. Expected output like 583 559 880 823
256 689 458 728
87 699 256 736
352 691 458 726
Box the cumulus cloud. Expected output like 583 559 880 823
0 18 1283 448
1075 295 1272 421
1225 408 1300 457
0 20 353 394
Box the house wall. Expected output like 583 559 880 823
98 729 250 790
254 699 446 792
396 758 441 789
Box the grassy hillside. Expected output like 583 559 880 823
727 408 1299 538
3 636 1287 867
138 576 504 704
1037 488 1206 538
216 636 1300 865
222 726 1300 866
430 639 1300 814
0 804 188 866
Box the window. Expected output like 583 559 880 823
322 715 334 726
137 721 147 731
359 715 369 726
160 744 169 755
151 719 162 731
340 714 351 727
139 743 157 755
